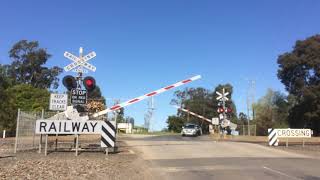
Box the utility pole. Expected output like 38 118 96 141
246 94 250 136
145 97 155 132
246 80 256 136
149 97 155 132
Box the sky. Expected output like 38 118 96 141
1 0 320 130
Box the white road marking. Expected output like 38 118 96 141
263 166 301 180
153 165 256 173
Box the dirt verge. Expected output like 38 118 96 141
0 139 154 180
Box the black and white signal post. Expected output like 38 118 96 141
63 47 97 106
62 47 98 156
216 88 231 131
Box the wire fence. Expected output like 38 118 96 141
236 125 257 136
14 109 40 153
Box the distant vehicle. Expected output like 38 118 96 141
181 124 202 137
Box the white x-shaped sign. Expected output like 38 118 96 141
216 89 229 101
64 51 96 72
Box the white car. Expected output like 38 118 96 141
181 124 202 136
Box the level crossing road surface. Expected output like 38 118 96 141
122 134 320 180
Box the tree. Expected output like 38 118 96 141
8 40 62 89
277 35 320 135
171 87 212 131
0 65 18 133
167 115 185 133
238 112 248 125
87 85 106 104
0 84 50 133
0 87 17 133
253 89 289 135
86 85 106 114
6 84 50 112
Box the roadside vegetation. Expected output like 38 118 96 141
0 40 62 134
167 34 320 136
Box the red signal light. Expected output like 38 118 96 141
217 108 224 113
85 79 93 86
83 76 96 91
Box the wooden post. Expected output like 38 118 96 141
39 109 44 154
14 109 21 154
243 125 245 136
75 134 79 156
105 148 108 157
2 130 6 138
286 138 288 147
55 134 58 151
45 134 48 156
254 125 256 136
302 138 305 148
38 134 42 154
56 110 59 151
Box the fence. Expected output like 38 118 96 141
236 125 257 136
14 109 40 153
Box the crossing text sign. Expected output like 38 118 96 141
36 120 102 134
275 129 312 138
49 94 68 111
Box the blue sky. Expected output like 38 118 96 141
1 1 319 130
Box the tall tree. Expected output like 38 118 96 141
238 112 248 125
8 40 62 89
277 35 320 135
253 89 289 135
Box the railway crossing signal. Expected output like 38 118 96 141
217 107 223 113
64 47 96 73
216 89 229 101
83 76 96 92
216 88 231 129
217 107 232 113
62 75 77 90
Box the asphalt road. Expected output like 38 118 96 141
122 134 320 180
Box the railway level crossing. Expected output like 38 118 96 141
35 47 202 156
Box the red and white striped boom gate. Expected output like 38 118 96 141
92 75 201 117
173 106 212 123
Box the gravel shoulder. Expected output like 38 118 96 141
0 137 154 180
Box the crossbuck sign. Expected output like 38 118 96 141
216 88 229 101
64 47 96 73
